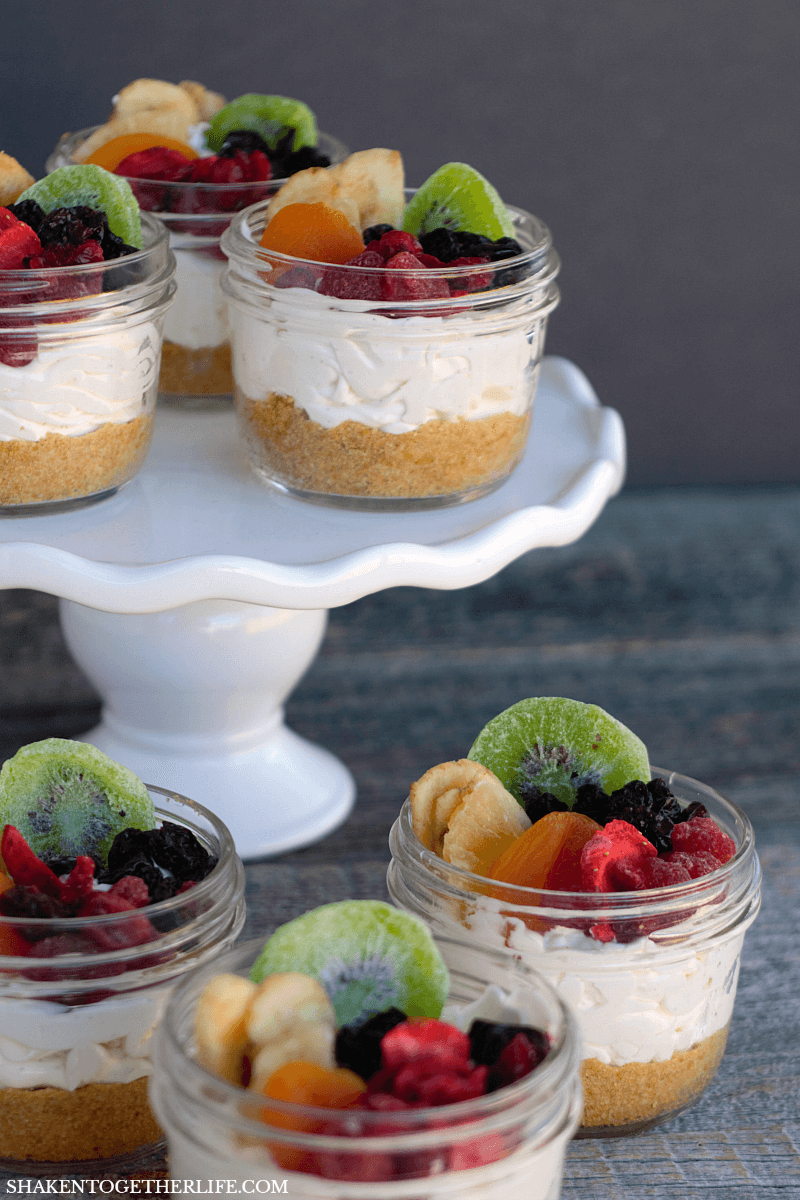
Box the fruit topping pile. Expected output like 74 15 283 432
194 901 549 1180
70 80 330 216
255 152 528 303
0 739 216 962
409 698 738 942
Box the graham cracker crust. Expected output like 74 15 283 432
237 391 529 498
580 1024 729 1130
0 1076 162 1162
159 340 233 396
0 414 153 506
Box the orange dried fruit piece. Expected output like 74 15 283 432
489 810 602 891
259 1060 366 1170
259 201 365 265
84 133 198 171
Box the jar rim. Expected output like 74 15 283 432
47 127 350 193
156 933 582 1144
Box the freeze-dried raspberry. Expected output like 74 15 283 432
0 220 41 269
671 816 735 862
393 1061 487 1107
336 1008 407 1079
362 223 394 246
580 820 657 892
381 253 450 301
449 255 492 293
417 252 445 268
373 230 423 260
28 240 104 268
117 148 194 182
664 849 723 878
489 1031 545 1089
108 875 150 907
78 892 157 951
319 251 383 301
60 856 96 906
0 826 63 898
381 1018 471 1070
273 265 318 291
640 857 692 888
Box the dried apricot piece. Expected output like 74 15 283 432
85 133 198 171
260 201 364 265
489 810 602 891
259 1060 366 1170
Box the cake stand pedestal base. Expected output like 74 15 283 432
58 598 355 859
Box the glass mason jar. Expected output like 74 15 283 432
220 195 561 510
0 211 175 514
150 935 582 1199
0 785 245 1178
47 131 348 410
387 768 761 1138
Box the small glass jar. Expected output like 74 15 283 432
220 194 560 510
47 131 348 410
150 935 582 1199
387 768 761 1138
0 211 175 514
0 785 245 1178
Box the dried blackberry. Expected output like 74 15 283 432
674 800 709 823
9 199 44 233
572 782 610 824
37 206 106 248
520 783 568 825
468 1020 548 1069
219 130 271 157
102 823 216 901
363 223 394 245
268 130 330 178
149 822 216 881
335 1007 407 1080
603 778 684 854
0 885 71 922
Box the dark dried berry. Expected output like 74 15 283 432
674 800 709 823
149 822 216 881
572 782 609 823
219 130 271 157
335 1007 407 1080
8 199 45 233
489 1031 548 1090
0 885 71 923
468 1020 548 1071
603 779 683 854
37 206 105 248
418 228 463 263
279 146 331 175
362 223 394 246
521 784 569 825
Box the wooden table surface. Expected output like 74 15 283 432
1 485 798 1197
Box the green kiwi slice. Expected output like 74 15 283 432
0 738 155 864
206 94 318 154
16 166 142 249
402 161 516 240
250 900 450 1025
468 697 651 807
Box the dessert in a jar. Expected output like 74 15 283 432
387 697 761 1136
0 738 245 1175
0 160 174 513
47 80 347 408
150 900 581 1198
221 154 560 508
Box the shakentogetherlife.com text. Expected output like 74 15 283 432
6 1183 288 1194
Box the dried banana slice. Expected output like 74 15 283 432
179 81 226 122
409 759 531 875
0 153 35 206
194 973 256 1084
328 149 405 230
262 166 361 234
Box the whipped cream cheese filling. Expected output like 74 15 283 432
165 241 229 351
0 988 168 1091
231 289 537 435
0 322 160 442
465 911 743 1067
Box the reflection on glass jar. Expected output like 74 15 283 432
150 935 582 1199
47 131 348 410
0 212 174 514
221 193 560 510
387 769 761 1137
0 787 245 1177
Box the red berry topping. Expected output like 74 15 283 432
0 207 20 233
640 857 692 888
382 252 450 301
372 230 423 260
273 265 319 291
670 816 736 863
77 892 157 951
117 147 194 182
580 819 657 892
108 874 151 907
0 826 63 898
392 1059 488 1106
449 255 493 293
27 240 104 269
380 1018 471 1070
665 848 723 878
59 856 97 905
490 1031 544 1088
0 220 42 270
319 251 384 301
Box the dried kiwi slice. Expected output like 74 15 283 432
16 165 142 249
402 162 515 241
0 738 155 864
206 94 317 154
250 900 449 1026
468 697 651 807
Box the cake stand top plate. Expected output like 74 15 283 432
0 357 625 613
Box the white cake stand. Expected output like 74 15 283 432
0 357 625 858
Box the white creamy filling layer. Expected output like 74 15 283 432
0 988 168 1091
0 322 160 442
464 914 743 1067
164 244 229 352
231 292 536 434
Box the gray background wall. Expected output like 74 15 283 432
2 0 798 486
